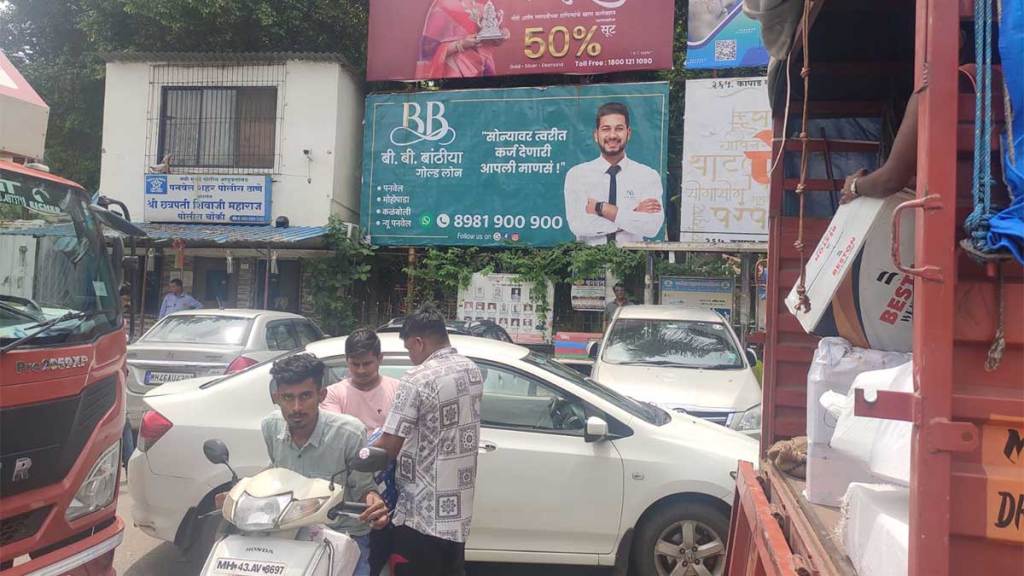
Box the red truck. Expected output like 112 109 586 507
725 1 1023 575
0 51 138 575
0 159 133 575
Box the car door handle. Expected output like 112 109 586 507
478 442 497 453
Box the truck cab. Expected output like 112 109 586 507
0 160 128 574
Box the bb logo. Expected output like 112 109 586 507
390 102 456 146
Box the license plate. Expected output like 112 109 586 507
212 557 287 575
145 371 195 385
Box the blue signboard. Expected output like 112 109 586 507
686 1 769 70
144 174 272 224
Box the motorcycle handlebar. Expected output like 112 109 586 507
327 501 368 521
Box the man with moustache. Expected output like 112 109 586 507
217 353 389 575
563 102 665 245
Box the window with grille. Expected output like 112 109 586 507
158 87 278 169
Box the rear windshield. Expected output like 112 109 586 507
143 315 252 345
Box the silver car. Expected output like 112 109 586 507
125 309 324 429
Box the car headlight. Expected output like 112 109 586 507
728 405 762 432
66 441 121 521
230 493 292 531
281 497 329 525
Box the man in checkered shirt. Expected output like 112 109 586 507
374 303 484 575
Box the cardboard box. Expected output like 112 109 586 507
786 192 915 353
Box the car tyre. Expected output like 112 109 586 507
632 500 730 576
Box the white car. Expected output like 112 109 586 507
591 306 762 438
129 334 757 575
126 309 324 430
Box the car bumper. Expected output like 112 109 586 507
18 516 123 576
126 388 147 431
127 451 192 543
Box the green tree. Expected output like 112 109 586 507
1 0 371 191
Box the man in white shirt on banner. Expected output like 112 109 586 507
563 102 665 245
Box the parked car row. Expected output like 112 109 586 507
129 332 756 573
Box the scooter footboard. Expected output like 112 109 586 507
200 534 330 576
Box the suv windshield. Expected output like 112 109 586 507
0 167 119 349
143 315 252 345
602 318 743 369
523 352 670 425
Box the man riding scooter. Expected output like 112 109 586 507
216 353 389 575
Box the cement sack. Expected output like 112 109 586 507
841 483 909 576
806 337 911 446
786 192 915 353
805 442 875 507
830 362 914 486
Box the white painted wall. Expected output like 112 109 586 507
99 58 363 227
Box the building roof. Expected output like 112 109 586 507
102 51 359 74
138 223 330 248
0 222 331 249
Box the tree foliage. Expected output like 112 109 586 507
304 216 374 335
1 0 371 191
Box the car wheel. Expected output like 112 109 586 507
633 500 730 576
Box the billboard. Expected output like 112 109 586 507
686 1 769 70
457 273 554 344
366 0 676 82
143 174 272 224
363 82 669 247
679 77 770 243
660 276 735 321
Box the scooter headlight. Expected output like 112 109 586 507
281 497 329 525
230 493 292 531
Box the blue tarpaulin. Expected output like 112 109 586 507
987 0 1024 264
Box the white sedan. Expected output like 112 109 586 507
128 334 757 575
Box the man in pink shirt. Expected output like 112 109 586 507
321 328 400 432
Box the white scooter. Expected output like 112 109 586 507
198 439 388 576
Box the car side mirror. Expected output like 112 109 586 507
745 347 758 366
203 439 230 465
588 342 600 360
584 416 609 443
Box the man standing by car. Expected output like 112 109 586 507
371 303 484 576
158 278 201 318
322 328 401 576
321 328 400 432
218 353 390 575
605 282 629 327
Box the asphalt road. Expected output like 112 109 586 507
114 478 611 576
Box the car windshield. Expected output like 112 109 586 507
0 167 120 348
602 318 743 369
523 352 670 426
143 315 252 345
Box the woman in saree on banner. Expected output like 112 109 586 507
417 0 510 78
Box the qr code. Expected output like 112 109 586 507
714 39 737 62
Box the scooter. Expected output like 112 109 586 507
198 438 388 576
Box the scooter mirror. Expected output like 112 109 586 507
349 446 390 473
203 439 231 465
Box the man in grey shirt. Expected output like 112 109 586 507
246 353 389 575
605 282 629 327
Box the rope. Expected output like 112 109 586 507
985 265 1006 371
793 0 813 313
966 0 996 249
